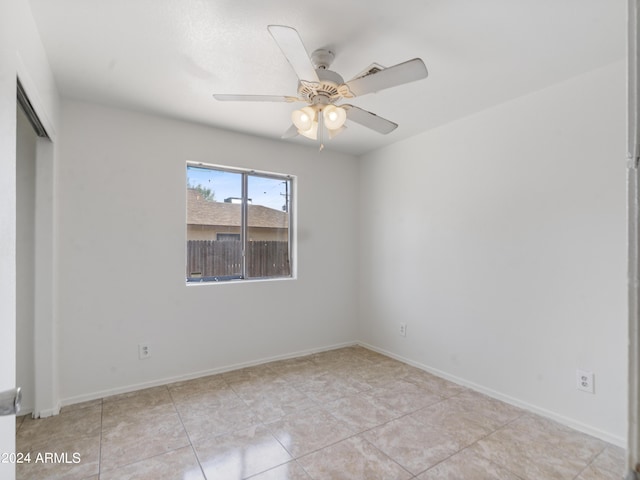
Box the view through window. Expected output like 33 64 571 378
186 163 293 282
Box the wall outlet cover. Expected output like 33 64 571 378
138 344 151 360
576 369 594 394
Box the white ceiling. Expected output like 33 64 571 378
29 0 626 156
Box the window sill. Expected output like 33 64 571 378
185 276 295 286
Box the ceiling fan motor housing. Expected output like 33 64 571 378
298 67 353 105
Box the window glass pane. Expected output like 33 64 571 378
246 175 291 278
186 166 242 280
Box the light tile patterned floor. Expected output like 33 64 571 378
14 346 625 480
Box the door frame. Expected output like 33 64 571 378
628 0 640 478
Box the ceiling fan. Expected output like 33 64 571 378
213 25 428 148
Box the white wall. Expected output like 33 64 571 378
57 100 359 402
358 60 627 445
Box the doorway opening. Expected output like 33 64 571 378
16 78 52 417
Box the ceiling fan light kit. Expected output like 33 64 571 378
213 25 428 148
291 103 347 140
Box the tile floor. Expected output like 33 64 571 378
14 346 625 480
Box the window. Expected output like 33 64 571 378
216 233 240 242
186 163 293 282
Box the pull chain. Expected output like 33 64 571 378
318 107 324 151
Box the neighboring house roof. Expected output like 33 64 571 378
187 188 289 228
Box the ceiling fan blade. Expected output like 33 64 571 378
343 105 398 134
213 94 300 102
267 25 319 83
345 58 428 97
281 124 299 139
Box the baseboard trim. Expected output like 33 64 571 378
59 341 358 409
357 341 626 448
34 404 60 419
59 338 625 448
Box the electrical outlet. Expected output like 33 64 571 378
138 344 151 360
399 323 407 337
576 369 594 393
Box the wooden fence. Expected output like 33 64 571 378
187 240 290 279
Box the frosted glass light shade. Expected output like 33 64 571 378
298 121 318 140
292 106 316 131
323 105 347 130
